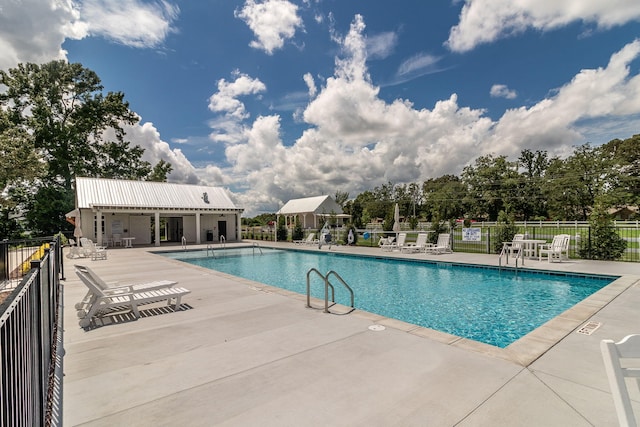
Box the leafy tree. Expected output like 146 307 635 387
578 204 627 260
461 155 519 221
515 149 549 220
422 175 466 222
147 160 173 182
599 134 640 207
334 190 349 208
0 60 171 235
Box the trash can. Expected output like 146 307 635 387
206 230 213 242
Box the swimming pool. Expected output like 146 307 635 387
161 247 617 348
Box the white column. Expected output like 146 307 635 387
236 213 242 241
196 213 201 244
96 211 103 246
154 212 160 247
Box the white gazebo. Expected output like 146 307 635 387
71 177 244 247
277 195 350 230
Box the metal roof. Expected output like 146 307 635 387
277 195 344 215
75 177 242 212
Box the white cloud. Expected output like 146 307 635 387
79 0 179 48
203 15 640 216
208 71 267 119
366 31 398 60
234 0 303 55
303 72 317 97
102 118 200 184
490 84 517 99
0 0 178 71
447 0 640 52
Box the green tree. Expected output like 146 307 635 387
461 155 518 221
0 60 170 235
578 204 627 260
515 149 549 220
422 175 466 222
276 215 288 241
147 160 173 182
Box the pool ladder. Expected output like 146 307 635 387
498 245 520 271
306 269 355 314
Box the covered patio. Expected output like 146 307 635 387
71 177 244 247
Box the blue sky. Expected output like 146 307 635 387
2 1 640 215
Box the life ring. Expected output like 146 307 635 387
363 232 370 240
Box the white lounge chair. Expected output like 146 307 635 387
74 264 178 312
75 266 190 327
401 233 429 253
424 233 452 254
111 233 123 247
295 233 316 245
601 334 640 427
538 234 570 262
378 236 395 247
382 233 406 251
80 237 107 260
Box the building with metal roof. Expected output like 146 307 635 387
71 177 243 247
277 195 350 230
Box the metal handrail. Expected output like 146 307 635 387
252 243 263 255
219 235 226 249
325 270 355 314
206 244 215 258
306 269 354 314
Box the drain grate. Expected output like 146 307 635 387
576 321 602 335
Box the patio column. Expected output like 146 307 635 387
196 213 201 244
236 213 242 241
154 211 160 247
96 211 103 246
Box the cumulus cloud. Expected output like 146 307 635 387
447 0 640 52
204 14 640 216
234 0 303 55
101 118 200 184
0 0 178 71
490 84 517 99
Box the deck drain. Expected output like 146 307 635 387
368 325 385 332
576 321 602 335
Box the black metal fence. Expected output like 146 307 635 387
0 236 64 426
348 221 639 262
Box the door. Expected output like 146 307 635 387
218 221 227 241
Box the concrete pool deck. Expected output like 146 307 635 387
62 242 640 426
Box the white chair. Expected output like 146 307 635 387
382 233 406 251
401 233 429 253
538 234 570 262
74 264 178 312
75 265 190 328
424 233 452 254
601 334 640 427
80 237 107 261
112 233 123 247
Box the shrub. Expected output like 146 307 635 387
578 205 627 260
493 211 518 254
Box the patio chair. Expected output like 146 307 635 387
75 266 190 327
538 234 570 262
74 264 178 312
381 233 406 251
378 236 395 247
499 234 524 262
601 334 640 427
80 237 107 261
112 233 123 247
401 233 429 253
424 233 452 254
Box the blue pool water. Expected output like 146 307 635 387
161 247 617 348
